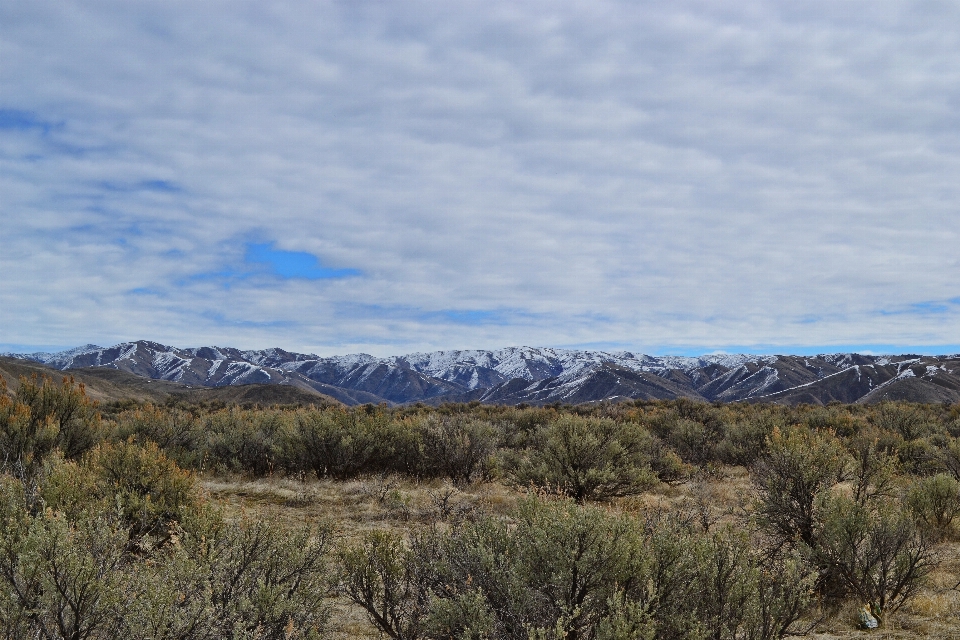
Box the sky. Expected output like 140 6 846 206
2 1 960 357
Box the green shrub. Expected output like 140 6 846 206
290 407 416 479
508 497 646 637
638 513 814 640
341 495 814 640
693 529 814 640
339 497 647 640
715 417 776 466
415 414 500 483
0 388 53 471
117 515 331 640
425 588 496 640
907 473 960 538
668 418 713 464
648 445 691 484
753 426 850 548
37 453 101 520
0 459 331 640
0 510 128 640
205 518 331 639
846 432 899 504
647 400 728 465
84 439 204 548
806 406 863 439
815 495 934 617
509 417 658 502
204 408 288 475
871 402 940 442
339 530 426 640
112 404 203 468
0 375 102 471
499 407 559 448
0 475 127 640
898 437 941 476
938 436 960 482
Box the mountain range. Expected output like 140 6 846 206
4 341 960 406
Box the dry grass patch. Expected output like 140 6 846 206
201 473 520 538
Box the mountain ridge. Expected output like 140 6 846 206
6 341 960 406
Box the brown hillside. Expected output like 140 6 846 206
0 357 339 407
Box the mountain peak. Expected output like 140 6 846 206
6 342 960 406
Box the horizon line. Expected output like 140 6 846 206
3 339 960 360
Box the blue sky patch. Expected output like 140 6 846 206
339 304 534 327
245 243 360 280
139 180 180 192
421 309 510 326
198 311 298 329
179 269 250 290
128 287 166 297
879 298 960 317
0 109 56 133
908 301 951 314
417 308 541 326
97 179 182 193
439 310 502 325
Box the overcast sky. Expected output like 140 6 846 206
3 1 960 357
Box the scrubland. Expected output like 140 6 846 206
4 374 960 638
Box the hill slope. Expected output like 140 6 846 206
0 356 339 407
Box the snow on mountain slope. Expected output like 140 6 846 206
386 347 777 388
6 341 960 406
16 344 105 369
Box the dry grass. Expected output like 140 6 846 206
201 472 518 535
200 468 960 639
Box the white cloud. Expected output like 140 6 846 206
2 0 960 355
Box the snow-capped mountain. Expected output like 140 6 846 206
6 341 960 406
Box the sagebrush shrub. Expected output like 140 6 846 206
815 494 934 616
907 473 960 538
0 375 102 470
752 426 850 548
509 416 658 501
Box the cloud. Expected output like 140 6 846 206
2 1 960 355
